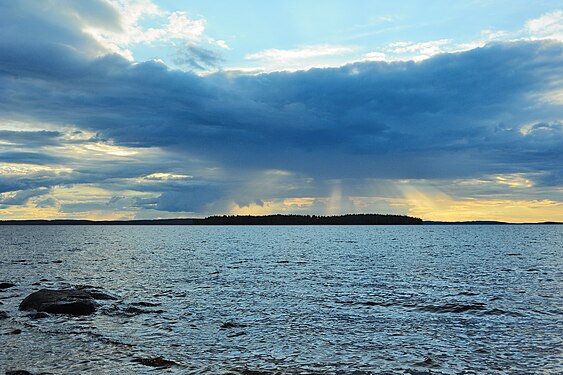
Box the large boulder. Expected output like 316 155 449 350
19 289 96 316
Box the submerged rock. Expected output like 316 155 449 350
131 301 161 307
133 356 178 368
236 369 279 375
0 311 9 319
221 321 248 329
6 371 34 375
417 302 486 313
19 289 96 316
0 282 16 289
27 312 50 319
76 285 118 300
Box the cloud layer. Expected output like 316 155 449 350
0 1 562 220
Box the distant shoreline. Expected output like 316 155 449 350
0 214 559 225
0 214 420 225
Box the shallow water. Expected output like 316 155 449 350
0 225 562 374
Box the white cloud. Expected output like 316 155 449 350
243 44 355 72
246 44 354 61
362 51 386 61
525 10 563 41
209 38 230 49
143 173 192 181
83 0 208 60
387 39 451 61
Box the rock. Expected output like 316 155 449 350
19 289 96 316
27 312 50 319
239 370 276 375
133 356 178 368
0 282 16 289
123 306 164 315
0 311 8 319
221 321 248 329
125 306 146 315
10 329 22 335
414 356 440 368
76 286 118 300
6 371 35 375
131 301 160 307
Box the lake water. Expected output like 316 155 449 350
1 225 562 374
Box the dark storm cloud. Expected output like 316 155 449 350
0 151 63 165
0 0 562 212
0 130 62 146
3 40 561 179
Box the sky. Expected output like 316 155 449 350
0 0 562 222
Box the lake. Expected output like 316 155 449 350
1 225 562 374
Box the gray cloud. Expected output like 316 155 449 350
0 187 51 207
174 44 225 70
0 1 562 214
0 130 62 146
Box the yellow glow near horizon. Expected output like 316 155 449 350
395 190 563 222
1 191 562 222
0 185 154 220
230 197 318 215
230 201 276 216
283 197 315 207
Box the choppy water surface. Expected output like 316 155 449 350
1 225 562 374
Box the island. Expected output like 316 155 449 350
0 214 422 225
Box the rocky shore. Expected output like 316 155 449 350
2 282 292 374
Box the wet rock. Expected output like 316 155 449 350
404 370 433 375
0 282 16 289
457 291 479 296
103 304 163 317
221 321 248 329
93 291 118 300
131 301 161 307
238 370 278 375
414 356 440 368
127 306 157 315
133 356 178 368
19 289 96 316
27 312 50 319
125 306 146 315
77 287 117 301
417 302 486 313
